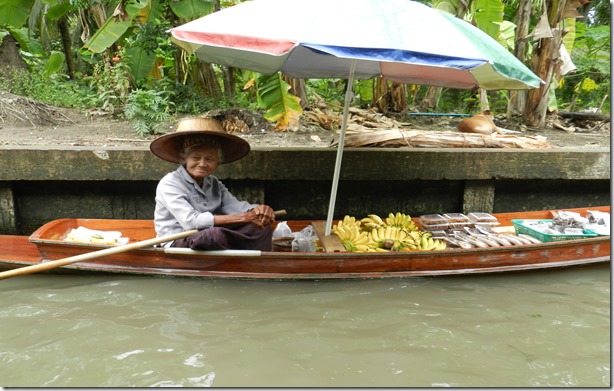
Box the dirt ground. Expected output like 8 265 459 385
0 91 610 149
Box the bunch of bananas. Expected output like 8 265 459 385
334 212 447 252
360 214 386 231
385 212 419 232
371 225 409 250
332 216 378 252
419 234 447 251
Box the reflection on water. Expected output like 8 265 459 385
0 265 610 387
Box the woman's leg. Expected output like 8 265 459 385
171 224 273 251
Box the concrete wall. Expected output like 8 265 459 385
0 146 610 234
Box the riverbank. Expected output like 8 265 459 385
0 101 610 149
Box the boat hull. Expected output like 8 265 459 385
0 207 610 280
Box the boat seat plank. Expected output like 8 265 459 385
311 221 347 253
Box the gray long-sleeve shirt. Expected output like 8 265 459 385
154 165 257 239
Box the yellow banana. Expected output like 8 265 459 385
419 235 428 250
385 226 392 240
353 244 372 252
342 215 357 227
377 226 387 242
386 212 396 226
434 240 447 250
335 224 353 242
370 227 380 242
354 231 370 246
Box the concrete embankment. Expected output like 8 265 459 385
0 146 610 234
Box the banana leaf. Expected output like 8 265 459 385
43 50 65 76
0 0 35 27
170 0 216 20
257 73 303 130
80 0 150 55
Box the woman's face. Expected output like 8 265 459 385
182 144 220 184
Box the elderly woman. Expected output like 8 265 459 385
149 117 276 251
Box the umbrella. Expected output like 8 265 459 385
170 0 542 235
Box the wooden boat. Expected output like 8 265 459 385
0 206 609 280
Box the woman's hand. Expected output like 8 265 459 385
245 205 276 228
212 205 276 228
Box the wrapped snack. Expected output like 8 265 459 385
65 226 129 245
585 210 610 235
552 211 588 229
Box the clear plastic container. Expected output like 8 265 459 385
420 214 447 225
428 230 448 238
443 213 470 228
420 214 449 231
421 223 449 231
467 212 498 224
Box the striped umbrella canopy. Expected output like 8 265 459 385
170 0 542 234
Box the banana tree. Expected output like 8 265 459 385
523 0 587 126
0 0 68 74
255 73 303 130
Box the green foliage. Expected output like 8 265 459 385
473 0 504 40
43 50 65 76
0 0 36 27
169 0 216 20
150 77 220 114
126 17 176 83
356 79 374 106
84 47 133 114
80 0 150 56
589 0 611 26
0 67 98 108
9 26 45 57
571 23 611 75
256 73 302 129
124 89 173 136
430 0 458 14
2 0 609 128
305 79 346 106
557 23 610 112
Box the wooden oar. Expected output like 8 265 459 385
0 209 287 280
0 229 199 280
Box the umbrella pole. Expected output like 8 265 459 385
325 60 357 236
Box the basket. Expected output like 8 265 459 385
511 219 598 242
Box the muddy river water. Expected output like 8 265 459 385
0 264 609 387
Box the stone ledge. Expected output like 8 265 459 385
0 146 610 181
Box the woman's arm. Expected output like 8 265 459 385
214 204 275 228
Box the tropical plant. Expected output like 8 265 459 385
0 0 609 136
253 73 303 130
124 88 173 135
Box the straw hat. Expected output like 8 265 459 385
150 117 250 164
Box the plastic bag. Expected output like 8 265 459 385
586 210 610 235
292 225 317 252
273 221 293 239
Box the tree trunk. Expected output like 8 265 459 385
223 67 236 104
418 87 442 111
479 89 489 112
524 0 567 127
282 75 307 108
510 0 532 115
419 0 472 113
372 77 389 114
57 16 75 79
196 62 222 99
390 82 407 113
